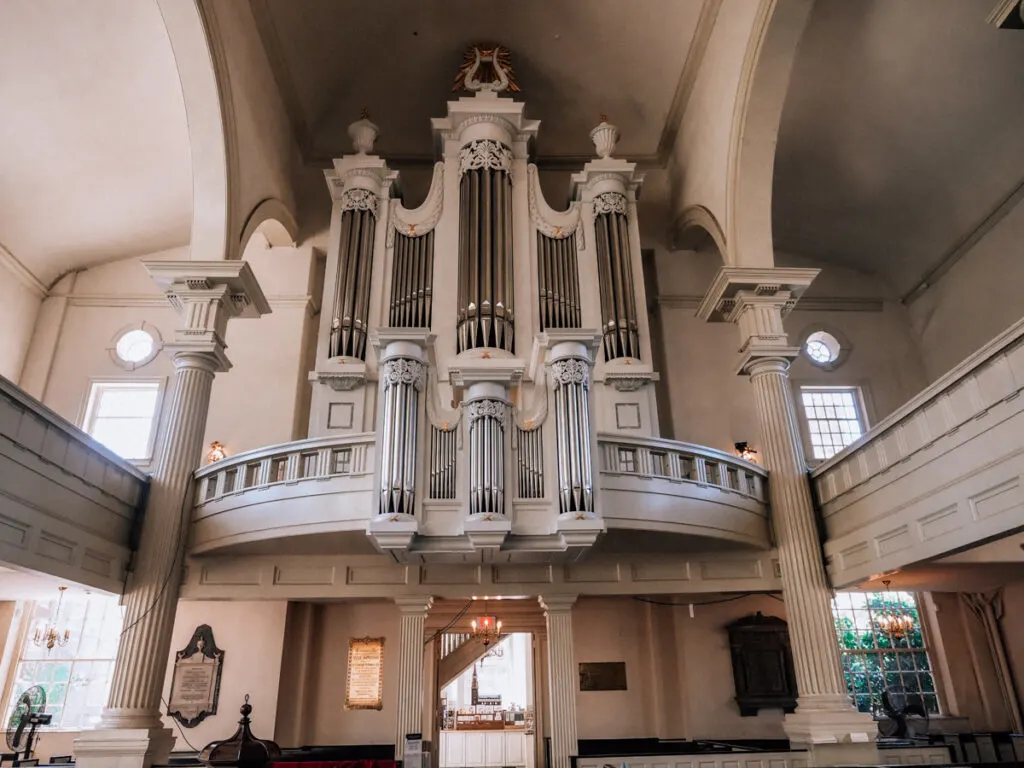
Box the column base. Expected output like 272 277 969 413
784 700 878 766
73 726 176 768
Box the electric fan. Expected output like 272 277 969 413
5 685 51 762
878 690 929 739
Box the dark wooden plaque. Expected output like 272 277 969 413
726 612 797 716
579 662 627 691
168 624 224 728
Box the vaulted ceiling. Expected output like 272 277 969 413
773 0 1024 298
0 0 191 288
250 0 706 165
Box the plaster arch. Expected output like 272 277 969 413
727 0 814 268
157 0 232 262
239 198 299 253
673 205 728 260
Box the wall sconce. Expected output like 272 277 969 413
207 441 227 463
734 442 758 462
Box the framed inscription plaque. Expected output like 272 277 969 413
168 624 225 728
345 636 385 710
579 661 627 691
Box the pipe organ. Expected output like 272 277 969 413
308 45 660 556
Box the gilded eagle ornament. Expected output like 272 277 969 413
453 44 521 93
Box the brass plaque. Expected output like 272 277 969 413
579 661 627 691
346 636 385 710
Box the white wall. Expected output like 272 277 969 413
572 595 789 743
908 198 1024 382
159 600 289 750
650 247 928 453
0 262 43 383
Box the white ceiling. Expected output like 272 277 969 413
773 0 1024 297
251 0 704 164
0 0 192 288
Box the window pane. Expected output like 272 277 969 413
7 594 122 729
832 591 938 715
86 382 160 460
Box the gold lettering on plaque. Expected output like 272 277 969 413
345 637 385 710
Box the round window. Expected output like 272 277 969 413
115 329 156 365
804 330 841 366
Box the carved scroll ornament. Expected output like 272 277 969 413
341 188 379 216
381 357 426 391
551 358 590 387
459 139 513 176
593 191 628 216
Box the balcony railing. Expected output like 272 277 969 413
811 316 1024 586
191 433 376 555
597 434 767 502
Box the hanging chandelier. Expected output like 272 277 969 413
876 580 914 639
33 586 71 653
471 615 502 646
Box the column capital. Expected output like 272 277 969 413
394 596 433 615
144 260 271 373
697 267 819 376
539 594 578 614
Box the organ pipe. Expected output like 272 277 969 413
551 355 594 514
331 189 378 359
378 356 426 516
429 425 457 500
466 398 507 515
457 139 515 353
515 425 544 499
537 233 581 330
390 231 435 328
593 191 640 361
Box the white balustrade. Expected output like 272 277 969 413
194 433 375 507
597 433 767 502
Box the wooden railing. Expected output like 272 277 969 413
193 433 376 507
596 434 767 503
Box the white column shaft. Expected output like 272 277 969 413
395 598 432 757
542 598 578 768
104 353 218 727
749 359 849 706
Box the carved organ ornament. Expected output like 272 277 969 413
311 45 656 550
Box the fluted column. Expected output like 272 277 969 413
749 356 851 706
75 262 269 768
540 595 578 768
378 343 427 517
698 269 874 760
550 343 595 516
394 596 433 759
103 352 218 725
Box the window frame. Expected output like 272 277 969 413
793 383 871 465
3 594 124 732
831 590 941 717
106 321 163 372
80 377 166 466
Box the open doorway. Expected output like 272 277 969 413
432 630 544 768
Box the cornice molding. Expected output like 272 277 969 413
658 294 884 313
0 242 47 298
67 293 315 311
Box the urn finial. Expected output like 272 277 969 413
590 116 618 159
349 110 379 155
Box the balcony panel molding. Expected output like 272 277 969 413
812 316 1024 586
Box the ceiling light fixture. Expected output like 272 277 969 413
33 586 71 653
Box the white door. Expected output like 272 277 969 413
465 732 486 767
484 732 505 767
504 732 526 766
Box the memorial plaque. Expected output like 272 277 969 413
168 624 224 728
345 636 385 710
579 661 627 691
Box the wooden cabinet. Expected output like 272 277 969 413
439 731 533 768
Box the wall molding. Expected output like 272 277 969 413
0 242 47 298
66 292 317 312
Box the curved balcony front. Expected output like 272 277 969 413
190 433 770 557
596 434 769 548
192 434 376 555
